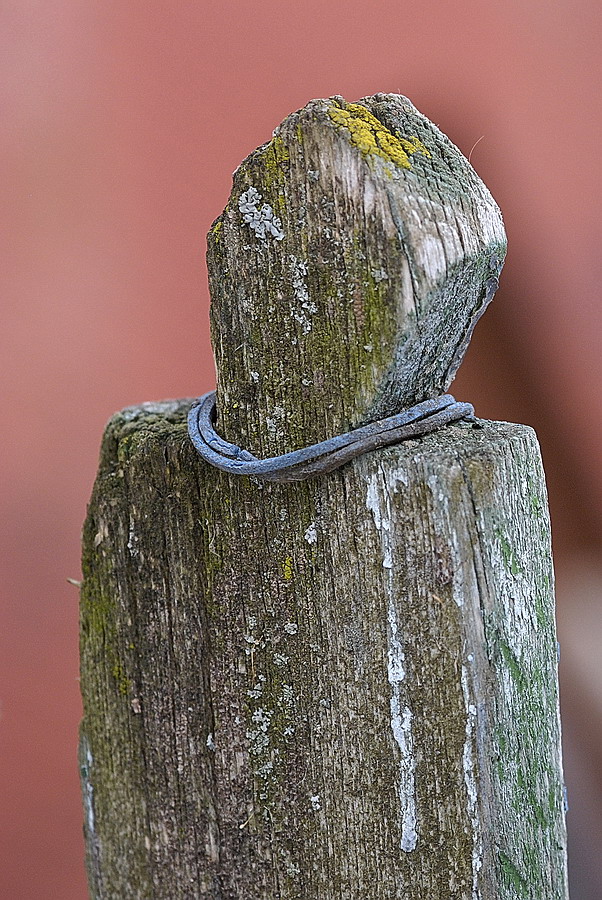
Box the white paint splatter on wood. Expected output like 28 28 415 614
367 470 418 852
461 665 483 898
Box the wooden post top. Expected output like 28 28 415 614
207 93 506 457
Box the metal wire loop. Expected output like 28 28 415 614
187 391 475 483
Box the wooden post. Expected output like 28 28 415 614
80 94 569 899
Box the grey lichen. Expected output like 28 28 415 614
239 186 284 241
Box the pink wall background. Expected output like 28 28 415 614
2 2 601 897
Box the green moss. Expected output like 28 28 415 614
259 133 290 203
82 583 115 638
526 472 544 518
112 661 132 696
534 589 549 629
498 852 528 896
82 577 132 700
117 434 135 465
499 638 526 690
497 528 521 576
516 768 549 828
531 794 549 829
299 232 399 426
495 726 508 754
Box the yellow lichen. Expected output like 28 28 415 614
283 556 293 581
111 661 131 697
327 102 429 170
398 134 430 157
209 221 222 243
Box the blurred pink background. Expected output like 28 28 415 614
2 2 601 897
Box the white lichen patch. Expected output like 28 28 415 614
304 522 317 545
127 520 140 558
289 256 317 334
372 268 389 282
309 794 321 811
93 517 109 548
367 469 418 852
243 607 298 802
281 683 294 702
266 406 286 440
243 625 265 658
247 707 272 757
206 732 216 752
247 674 266 699
285 858 301 878
388 589 417 853
239 186 284 241
290 256 309 302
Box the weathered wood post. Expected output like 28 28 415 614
80 94 569 899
